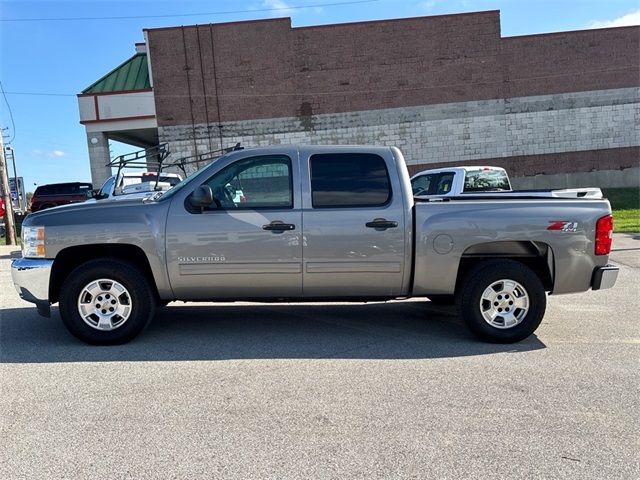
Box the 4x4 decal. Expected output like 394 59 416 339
547 221 579 232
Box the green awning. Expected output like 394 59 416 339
82 53 150 94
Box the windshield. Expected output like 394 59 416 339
98 176 116 197
463 169 511 192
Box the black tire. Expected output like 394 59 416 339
59 258 156 345
457 260 546 343
428 295 455 306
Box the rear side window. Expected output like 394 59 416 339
310 153 391 208
463 169 510 192
411 174 436 196
434 173 454 195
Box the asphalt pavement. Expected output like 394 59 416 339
1 234 638 479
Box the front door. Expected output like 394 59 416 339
165 153 302 299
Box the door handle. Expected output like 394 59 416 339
365 218 398 230
262 221 295 232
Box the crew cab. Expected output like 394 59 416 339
12 145 618 345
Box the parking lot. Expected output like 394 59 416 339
0 235 638 479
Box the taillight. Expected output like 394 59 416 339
595 214 613 255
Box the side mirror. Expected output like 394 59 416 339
189 185 213 208
86 189 97 199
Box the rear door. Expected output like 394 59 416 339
301 149 407 297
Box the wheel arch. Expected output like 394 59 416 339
49 244 159 304
455 241 554 294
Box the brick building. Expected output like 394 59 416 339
78 10 639 188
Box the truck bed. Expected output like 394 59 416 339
411 196 612 297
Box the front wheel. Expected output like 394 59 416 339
59 259 156 345
457 260 546 343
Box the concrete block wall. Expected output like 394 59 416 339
159 87 640 184
511 167 640 190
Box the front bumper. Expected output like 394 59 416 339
591 264 619 291
11 258 54 317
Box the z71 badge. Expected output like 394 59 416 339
547 221 579 232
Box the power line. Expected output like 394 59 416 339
0 81 16 144
0 0 379 22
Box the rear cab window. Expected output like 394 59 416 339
310 153 391 208
463 169 511 192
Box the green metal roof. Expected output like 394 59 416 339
82 53 150 94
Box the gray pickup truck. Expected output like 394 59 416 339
12 145 618 345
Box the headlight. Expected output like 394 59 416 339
21 226 46 258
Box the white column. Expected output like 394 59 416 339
86 132 112 187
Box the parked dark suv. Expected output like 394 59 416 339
30 182 93 212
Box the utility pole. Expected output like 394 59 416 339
5 146 21 212
0 132 17 245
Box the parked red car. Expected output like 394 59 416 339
30 182 93 212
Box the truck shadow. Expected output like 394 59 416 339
0 301 545 363
0 249 21 260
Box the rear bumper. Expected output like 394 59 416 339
11 258 53 317
591 265 619 291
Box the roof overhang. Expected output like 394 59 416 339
78 89 156 127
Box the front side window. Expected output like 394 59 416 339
310 153 391 208
202 155 292 210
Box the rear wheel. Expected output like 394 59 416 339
59 259 156 345
457 260 546 343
